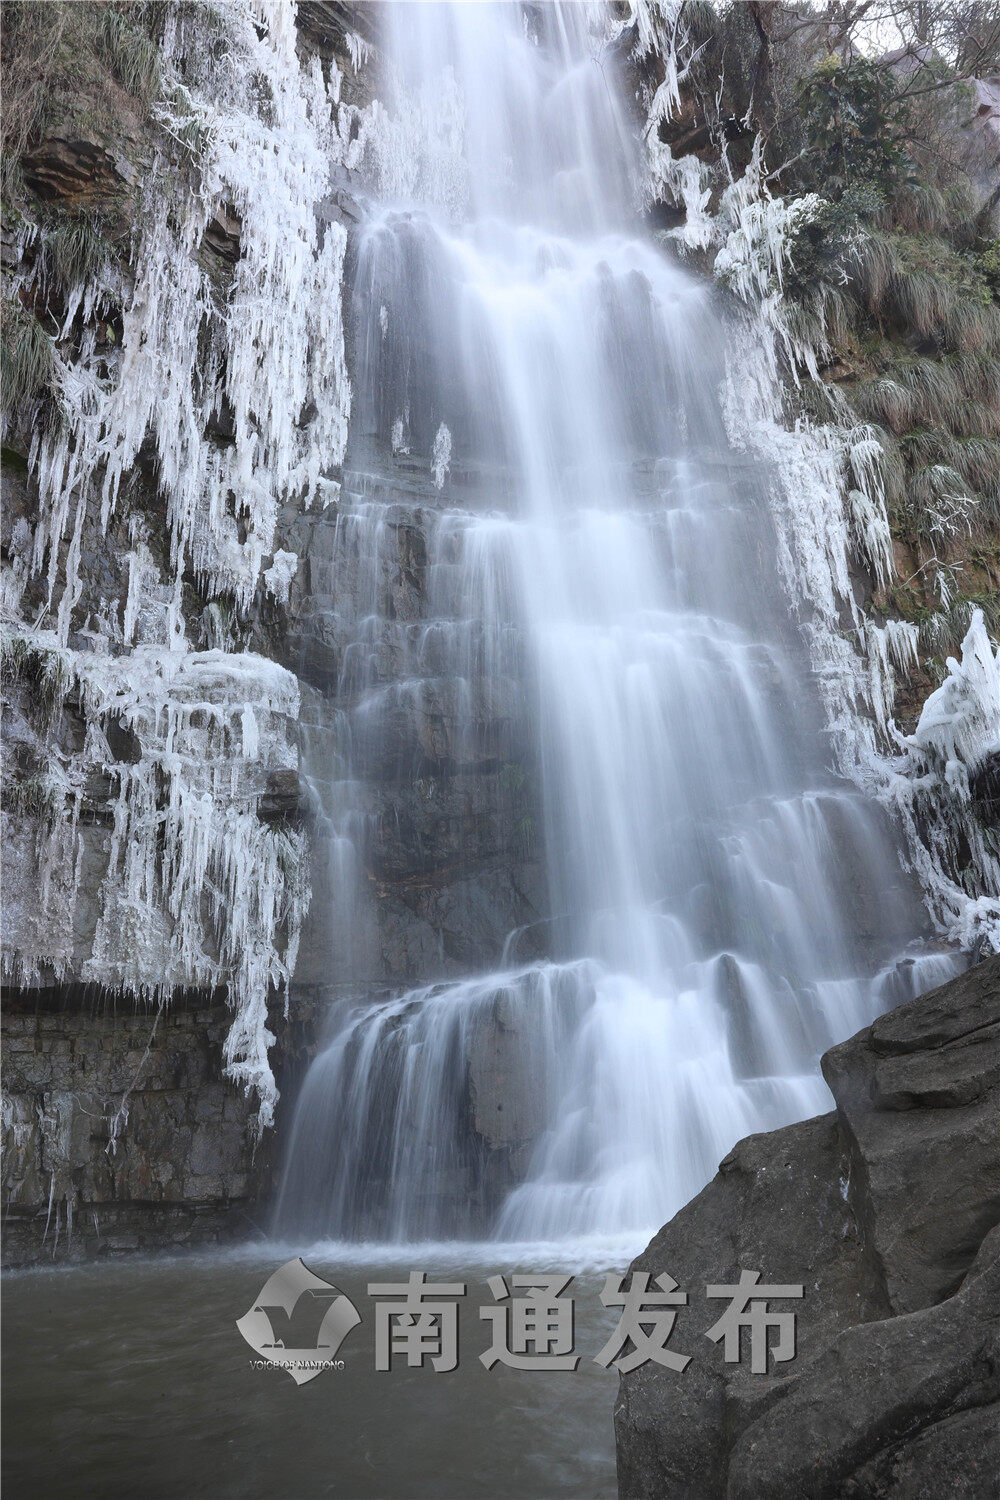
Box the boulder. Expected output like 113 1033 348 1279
614 956 1000 1499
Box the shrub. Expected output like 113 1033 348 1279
798 54 912 198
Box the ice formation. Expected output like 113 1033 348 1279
27 3 351 630
345 31 371 76
0 1 372 1123
886 612 1000 945
2 618 309 1131
263 550 299 608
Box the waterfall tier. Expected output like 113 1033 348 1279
276 1 960 1245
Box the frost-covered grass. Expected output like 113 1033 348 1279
1 307 54 416
42 214 111 295
0 622 71 715
98 4 160 102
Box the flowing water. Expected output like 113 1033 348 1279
276 1 960 1247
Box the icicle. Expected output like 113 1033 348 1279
240 705 259 760
263 550 298 606
846 426 895 590
345 32 370 75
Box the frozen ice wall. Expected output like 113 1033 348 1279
2 2 367 1125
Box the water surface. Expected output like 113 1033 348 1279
4 1241 635 1499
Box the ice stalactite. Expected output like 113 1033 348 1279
612 1 715 250
27 1 351 625
845 426 897 592
1 1 371 1124
715 180 830 381
2 616 309 1132
627 7 1000 949
865 619 921 738
345 32 371 76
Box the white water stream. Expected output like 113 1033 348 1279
276 1 959 1246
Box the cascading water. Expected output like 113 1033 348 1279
277 2 960 1245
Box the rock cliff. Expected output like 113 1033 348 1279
614 955 1000 1499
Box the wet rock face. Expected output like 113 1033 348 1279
1 988 325 1267
282 480 547 997
614 957 1000 1500
822 958 1000 1317
2 996 259 1265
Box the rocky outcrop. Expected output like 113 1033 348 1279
2 993 260 1265
614 956 1000 1499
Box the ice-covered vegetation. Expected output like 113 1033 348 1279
0 1 374 1124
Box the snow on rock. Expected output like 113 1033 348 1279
908 612 1000 781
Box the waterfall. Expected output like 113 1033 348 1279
276 2 960 1245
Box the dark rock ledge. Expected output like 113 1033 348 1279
615 957 1000 1500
